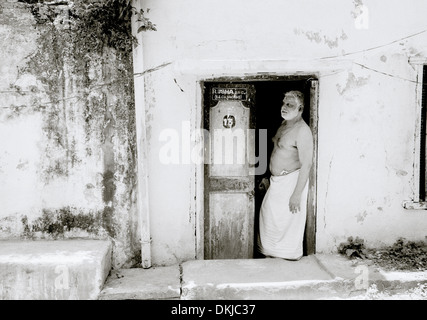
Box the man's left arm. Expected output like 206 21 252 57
289 126 313 213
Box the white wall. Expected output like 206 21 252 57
140 0 427 265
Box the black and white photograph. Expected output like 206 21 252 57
0 0 426 308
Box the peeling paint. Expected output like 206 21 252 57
336 72 370 95
356 210 368 223
16 160 29 170
351 0 365 19
395 169 408 177
294 28 347 49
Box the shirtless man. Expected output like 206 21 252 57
257 90 313 260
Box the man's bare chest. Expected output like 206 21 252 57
273 126 298 149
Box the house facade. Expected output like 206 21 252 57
1 0 427 268
135 0 427 266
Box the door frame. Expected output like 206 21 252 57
195 74 319 259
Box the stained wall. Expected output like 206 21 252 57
0 0 140 268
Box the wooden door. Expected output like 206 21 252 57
204 83 256 259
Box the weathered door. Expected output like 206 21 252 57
204 83 256 259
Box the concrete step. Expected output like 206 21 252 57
99 254 427 300
98 266 181 300
0 239 111 300
181 256 339 299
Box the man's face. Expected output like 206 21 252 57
281 95 301 120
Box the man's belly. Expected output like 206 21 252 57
269 155 300 176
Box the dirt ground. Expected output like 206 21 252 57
345 283 427 300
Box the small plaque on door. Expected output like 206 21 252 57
212 88 247 101
223 115 236 128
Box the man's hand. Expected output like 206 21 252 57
258 177 270 191
289 192 301 214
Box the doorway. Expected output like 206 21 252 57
203 76 318 260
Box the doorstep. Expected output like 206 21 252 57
98 253 427 300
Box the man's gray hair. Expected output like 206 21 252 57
285 90 304 110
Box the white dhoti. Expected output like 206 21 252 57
257 170 308 260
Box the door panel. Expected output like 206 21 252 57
209 192 254 259
204 83 256 259
210 101 249 177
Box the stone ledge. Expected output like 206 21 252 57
0 239 111 300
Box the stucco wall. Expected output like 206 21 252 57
2 0 427 268
0 0 140 268
140 0 427 265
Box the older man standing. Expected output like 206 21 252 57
257 90 313 261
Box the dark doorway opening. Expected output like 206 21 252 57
252 79 313 258
203 76 317 259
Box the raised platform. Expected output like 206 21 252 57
0 239 111 300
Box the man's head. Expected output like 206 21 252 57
281 90 304 120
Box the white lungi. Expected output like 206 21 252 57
257 170 308 260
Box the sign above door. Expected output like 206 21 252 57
212 87 248 101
